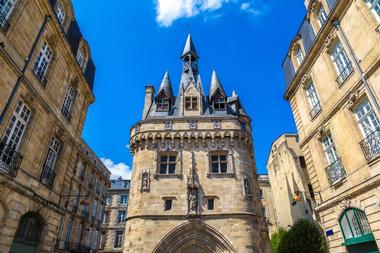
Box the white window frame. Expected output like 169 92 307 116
317 5 328 26
61 85 76 119
0 0 17 27
33 41 53 83
322 134 339 165
119 194 128 205
2 100 31 151
55 2 65 26
354 99 380 137
117 210 125 223
306 82 320 109
114 231 123 248
366 0 380 22
331 42 351 78
295 46 304 66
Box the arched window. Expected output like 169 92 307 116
55 2 65 26
339 208 378 250
15 213 43 244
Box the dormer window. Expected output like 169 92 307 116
212 95 226 111
185 96 198 111
157 96 170 112
55 2 65 26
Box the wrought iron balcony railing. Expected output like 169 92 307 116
360 129 380 161
309 102 322 119
40 165 56 188
336 63 353 86
326 158 346 185
0 141 22 177
0 12 10 30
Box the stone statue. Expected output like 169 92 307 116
243 175 252 199
141 170 150 193
187 153 200 216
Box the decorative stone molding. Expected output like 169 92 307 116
301 73 312 89
339 199 351 209
212 120 221 129
188 120 197 129
243 175 252 199
164 121 173 130
324 29 338 52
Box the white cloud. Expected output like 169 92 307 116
240 1 268 16
101 158 132 180
155 0 229 27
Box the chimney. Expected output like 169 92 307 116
142 85 154 119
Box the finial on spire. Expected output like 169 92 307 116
182 33 198 58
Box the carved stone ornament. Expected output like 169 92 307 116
339 199 351 209
187 153 200 216
243 175 252 199
188 120 197 129
141 170 150 193
301 74 311 89
164 121 173 130
212 120 222 129
324 29 338 52
135 125 140 134
316 125 326 140
46 34 58 47
54 126 64 138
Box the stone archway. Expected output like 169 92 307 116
153 221 237 253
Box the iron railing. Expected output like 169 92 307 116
0 141 22 177
360 129 380 161
0 12 10 30
40 165 56 188
309 102 322 119
326 158 346 185
336 63 353 86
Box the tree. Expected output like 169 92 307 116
270 227 287 253
278 219 327 253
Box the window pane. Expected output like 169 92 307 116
160 164 167 174
168 164 176 174
211 163 219 173
211 156 218 162
220 155 227 161
220 163 227 173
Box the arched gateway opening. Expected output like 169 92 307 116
153 221 237 253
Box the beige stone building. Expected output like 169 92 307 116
0 0 110 253
124 34 270 253
257 174 278 237
100 178 130 253
266 134 314 232
283 0 380 252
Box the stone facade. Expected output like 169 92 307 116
266 134 314 232
283 0 380 252
100 178 130 253
124 34 270 253
257 174 278 237
0 0 110 253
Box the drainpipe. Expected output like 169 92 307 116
0 15 51 125
333 20 380 115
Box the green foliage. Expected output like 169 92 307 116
270 227 287 253
278 219 327 253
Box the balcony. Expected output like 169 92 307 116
336 63 353 86
0 12 10 30
360 129 380 161
40 165 56 188
309 102 322 119
326 158 346 185
0 141 22 177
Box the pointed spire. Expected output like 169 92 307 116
197 74 204 95
209 70 226 100
157 71 173 99
182 33 198 58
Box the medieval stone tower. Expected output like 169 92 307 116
124 34 270 253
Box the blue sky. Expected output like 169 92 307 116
72 0 306 178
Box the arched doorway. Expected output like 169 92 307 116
9 212 44 253
339 208 379 253
153 221 237 253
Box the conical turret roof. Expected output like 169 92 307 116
157 71 174 100
209 70 226 99
182 33 198 58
